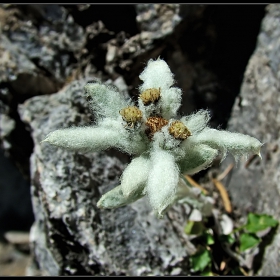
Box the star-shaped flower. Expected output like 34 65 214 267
43 58 262 218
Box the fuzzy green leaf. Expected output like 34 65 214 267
84 81 131 119
97 185 144 209
178 143 219 175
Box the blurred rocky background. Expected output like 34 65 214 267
0 4 279 276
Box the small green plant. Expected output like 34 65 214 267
185 212 279 275
42 58 263 218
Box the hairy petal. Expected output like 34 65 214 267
42 126 125 153
189 127 263 161
97 185 144 209
159 87 182 119
121 155 151 198
43 119 148 155
138 59 182 119
179 143 219 175
180 109 210 135
145 148 180 218
138 87 182 120
84 81 131 119
139 58 175 91
99 119 149 156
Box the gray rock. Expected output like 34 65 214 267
221 4 280 276
1 5 85 88
104 4 185 77
19 79 196 276
0 100 15 150
0 4 87 177
136 4 181 34
2 3 276 275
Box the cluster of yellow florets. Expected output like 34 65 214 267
119 88 191 141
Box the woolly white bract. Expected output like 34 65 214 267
43 58 262 218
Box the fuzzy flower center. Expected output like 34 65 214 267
139 88 161 105
169 120 192 140
119 106 143 127
119 105 192 141
145 116 168 139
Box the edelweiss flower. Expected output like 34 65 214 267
43 58 262 218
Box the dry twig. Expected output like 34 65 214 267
184 175 209 195
212 178 232 213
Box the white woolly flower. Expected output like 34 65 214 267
43 58 263 218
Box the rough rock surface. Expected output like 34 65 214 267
222 4 280 276
0 4 86 179
1 3 276 276
19 80 195 276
